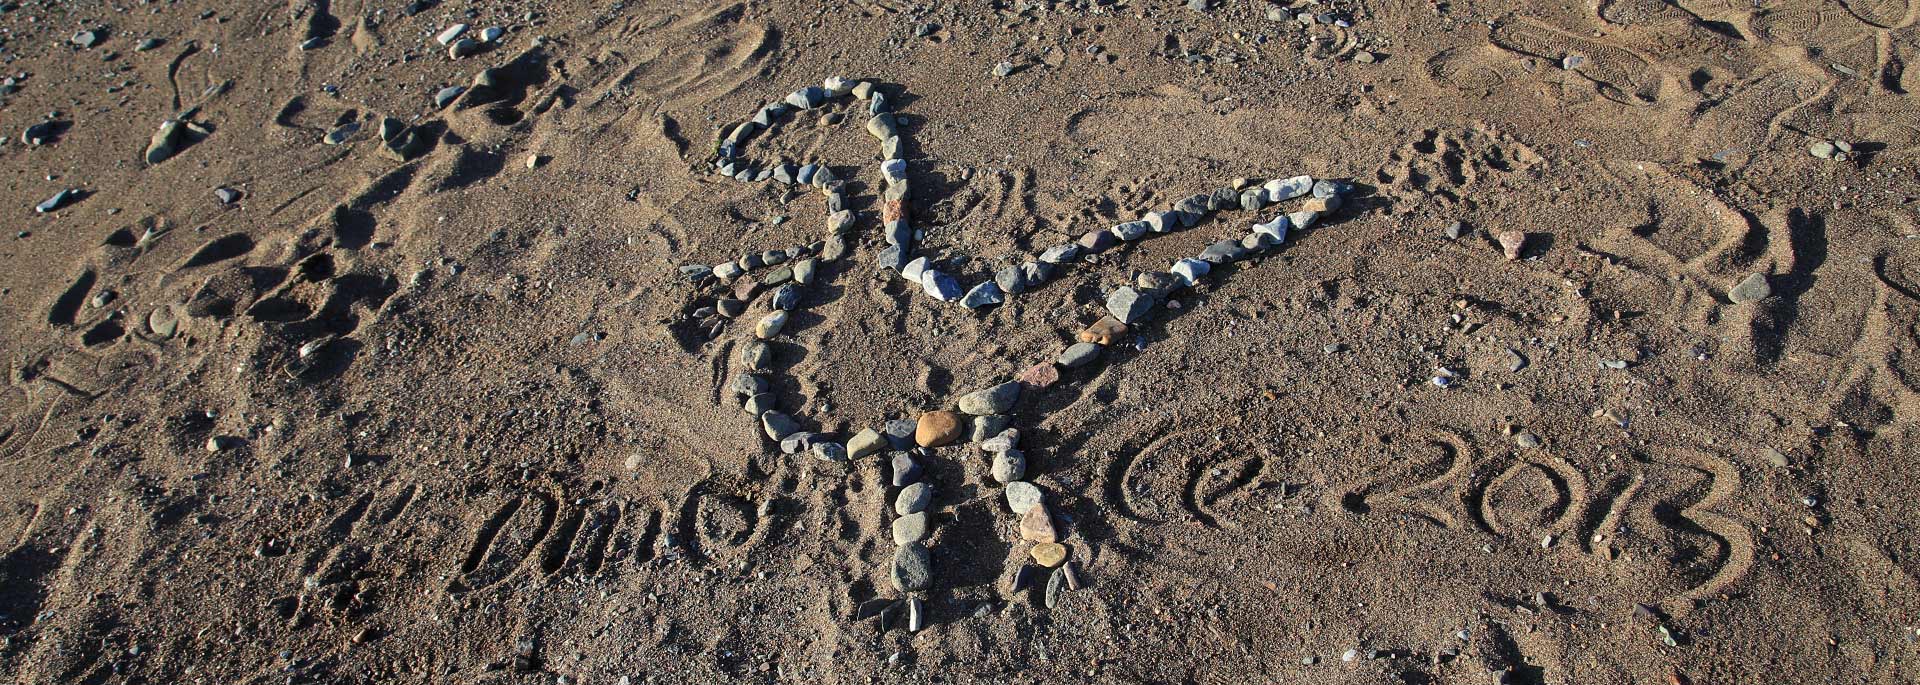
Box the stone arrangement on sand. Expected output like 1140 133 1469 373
688 77 1354 631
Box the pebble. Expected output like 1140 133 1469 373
895 482 932 515
770 284 799 310
1288 209 1319 230
1078 316 1127 345
915 411 964 447
866 113 898 141
22 121 58 145
1198 239 1248 264
785 86 826 110
1105 286 1155 324
1030 542 1068 568
1040 243 1081 263
892 512 929 545
1253 215 1290 242
891 542 933 592
135 38 163 51
761 412 799 440
1445 220 1469 240
993 61 1015 77
891 452 922 486
849 429 887 460
1136 272 1179 294
901 256 928 283
754 311 788 339
1017 361 1060 388
1264 175 1313 201
780 432 823 455
72 30 102 49
434 85 466 108
1005 481 1043 515
1021 504 1059 543
1110 220 1151 241
883 419 918 449
1764 448 1791 468
1498 231 1528 260
1058 342 1102 368
980 429 1020 453
812 441 848 462
716 299 746 318
1045 567 1066 608
921 270 962 302
1808 140 1837 159
725 370 764 397
1728 273 1771 303
147 307 179 338
971 414 1011 443
958 382 1022 415
35 189 76 213
962 281 1005 309
1171 258 1211 286
743 393 776 415
1515 432 1541 449
447 38 483 58
992 449 1027 484
435 24 469 45
480 26 505 42
1079 229 1117 252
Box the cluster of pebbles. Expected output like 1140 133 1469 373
682 77 1354 629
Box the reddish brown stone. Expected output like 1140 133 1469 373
1017 361 1060 389
1020 504 1059 543
1077 315 1127 345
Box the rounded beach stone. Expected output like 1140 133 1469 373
1021 503 1059 543
1005 481 1043 514
892 542 933 592
915 411 964 447
892 512 929 544
1030 542 1068 568
991 449 1027 484
895 482 932 515
958 381 1022 415
848 428 887 459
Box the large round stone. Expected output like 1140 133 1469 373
915 411 964 448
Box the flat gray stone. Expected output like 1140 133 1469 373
848 429 887 460
1040 243 1081 264
1106 286 1155 324
971 414 1011 443
1058 342 1102 368
883 419 918 449
921 270 962 301
891 542 933 592
811 441 848 462
1729 273 1771 303
958 381 1022 415
992 449 1027 484
890 452 921 487
761 412 799 440
892 512 930 545
1005 481 1043 515
962 281 1005 309
895 482 932 515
